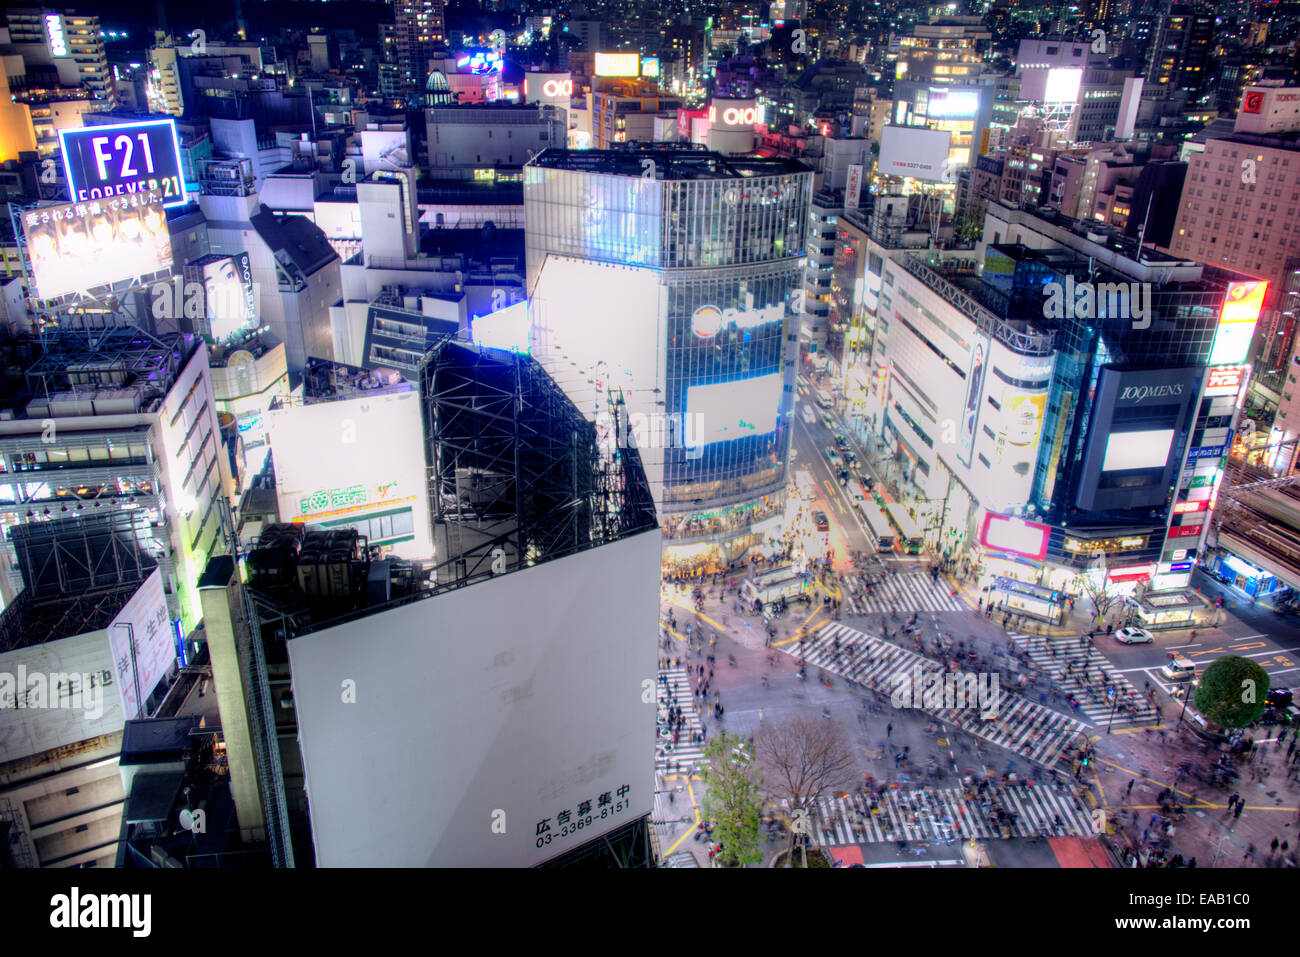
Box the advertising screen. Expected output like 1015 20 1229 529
1211 280 1266 365
22 191 172 300
685 372 783 447
927 88 979 118
594 52 640 76
1044 68 1083 103
60 119 186 209
1102 429 1176 472
980 513 1051 561
957 336 990 468
191 253 256 341
286 528 660 866
264 387 433 560
106 569 173 720
878 126 952 182
360 129 411 172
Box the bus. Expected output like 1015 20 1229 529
885 503 924 555
801 405 817 425
793 469 817 502
815 389 833 410
859 504 896 552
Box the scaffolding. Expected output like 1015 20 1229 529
419 339 656 589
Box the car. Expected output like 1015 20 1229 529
1159 656 1197 682
1266 687 1294 709
813 511 830 531
1114 626 1156 644
834 433 849 449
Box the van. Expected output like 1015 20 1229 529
1160 656 1197 683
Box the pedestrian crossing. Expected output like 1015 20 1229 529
793 623 1089 768
660 850 700 868
656 668 706 774
796 781 1093 846
1009 633 1158 728
839 571 966 614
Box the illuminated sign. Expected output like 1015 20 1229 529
46 14 66 56
1187 445 1226 460
1221 280 1267 322
1044 67 1083 103
543 79 572 97
1205 366 1244 396
1168 524 1203 538
594 53 640 77
928 89 979 118
642 57 660 78
457 50 502 75
1172 500 1206 514
1243 90 1264 114
21 191 172 300
60 119 187 209
1108 564 1155 582
979 513 1050 561
1169 561 1193 572
685 373 783 446
723 107 758 125
691 302 784 338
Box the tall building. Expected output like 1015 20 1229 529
6 8 112 101
524 146 814 572
1168 86 1300 407
392 0 446 92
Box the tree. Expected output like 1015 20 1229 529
699 733 765 868
1079 552 1121 627
1194 655 1270 729
755 715 855 867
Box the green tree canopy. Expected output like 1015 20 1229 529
700 733 765 868
1193 655 1269 729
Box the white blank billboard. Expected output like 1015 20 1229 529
686 372 782 446
286 529 660 866
107 568 173 720
878 126 952 182
1103 429 1175 472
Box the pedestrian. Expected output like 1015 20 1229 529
887 722 893 738
1234 802 1244 820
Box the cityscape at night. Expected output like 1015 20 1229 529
1 0 1299 924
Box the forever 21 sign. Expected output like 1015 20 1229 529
59 118 187 209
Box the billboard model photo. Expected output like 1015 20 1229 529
22 190 172 300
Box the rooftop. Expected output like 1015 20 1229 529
527 145 811 180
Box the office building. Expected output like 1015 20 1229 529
524 145 813 572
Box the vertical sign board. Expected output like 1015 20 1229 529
957 336 990 468
845 163 863 210
106 569 173 720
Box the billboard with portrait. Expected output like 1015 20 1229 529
957 335 990 468
22 190 172 301
185 253 256 340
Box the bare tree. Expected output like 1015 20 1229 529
755 715 855 867
1079 551 1121 628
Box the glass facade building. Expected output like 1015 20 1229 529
524 147 814 568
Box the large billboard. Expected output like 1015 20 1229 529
878 126 952 182
1075 366 1201 511
286 529 660 866
264 386 433 560
22 190 172 300
685 372 783 447
106 569 173 720
524 73 574 107
60 119 187 209
980 513 1051 561
594 52 640 77
360 128 411 173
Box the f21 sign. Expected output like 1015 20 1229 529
60 119 187 209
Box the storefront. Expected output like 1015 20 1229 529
1127 589 1211 631
1211 553 1283 600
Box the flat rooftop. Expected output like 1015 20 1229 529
528 146 811 180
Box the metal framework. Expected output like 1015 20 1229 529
24 325 186 401
419 339 656 589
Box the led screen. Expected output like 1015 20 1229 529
594 52 639 76
928 89 979 118
1044 67 1083 103
60 119 186 209
22 191 172 300
1102 429 1175 471
685 373 782 447
980 514 1050 560
200 254 256 341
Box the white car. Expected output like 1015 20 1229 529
1114 626 1155 645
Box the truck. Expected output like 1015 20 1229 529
742 565 813 614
